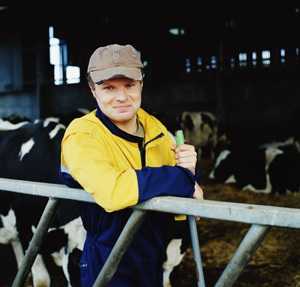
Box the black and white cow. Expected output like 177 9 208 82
0 114 87 286
209 138 300 195
180 111 218 160
0 208 24 286
2 114 31 124
141 110 220 162
268 143 300 194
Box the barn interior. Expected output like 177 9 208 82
1 3 300 141
1 2 300 287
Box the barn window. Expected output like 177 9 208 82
49 26 54 41
49 37 61 66
262 50 271 66
197 56 203 72
48 26 81 85
230 57 235 68
53 65 63 85
49 37 66 85
238 53 247 67
252 52 257 66
185 58 191 73
211 56 217 69
280 49 286 63
169 28 185 35
66 66 80 84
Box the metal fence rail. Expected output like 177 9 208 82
1 178 299 228
0 177 300 286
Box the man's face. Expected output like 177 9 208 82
92 77 142 125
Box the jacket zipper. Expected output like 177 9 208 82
138 133 164 167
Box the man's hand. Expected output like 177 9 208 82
193 183 204 221
193 183 204 200
172 143 197 175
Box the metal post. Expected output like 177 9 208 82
93 209 147 287
175 130 205 285
12 198 59 287
215 224 270 287
188 216 206 287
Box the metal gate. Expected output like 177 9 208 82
0 177 300 287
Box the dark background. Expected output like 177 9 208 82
1 2 300 142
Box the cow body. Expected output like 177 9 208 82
0 209 21 285
0 116 83 286
180 111 218 160
209 139 300 194
268 144 300 194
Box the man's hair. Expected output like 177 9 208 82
86 73 95 91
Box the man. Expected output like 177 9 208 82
60 44 203 287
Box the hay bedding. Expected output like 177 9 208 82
170 183 300 287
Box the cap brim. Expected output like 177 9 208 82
90 67 142 83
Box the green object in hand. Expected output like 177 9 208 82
175 130 185 146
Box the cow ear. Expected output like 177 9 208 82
181 112 187 121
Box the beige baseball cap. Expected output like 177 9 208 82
87 44 144 84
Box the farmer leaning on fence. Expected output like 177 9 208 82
60 43 203 287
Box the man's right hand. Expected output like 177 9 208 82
193 183 204 200
193 183 204 221
172 143 197 175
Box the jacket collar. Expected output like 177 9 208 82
95 107 165 146
96 107 143 144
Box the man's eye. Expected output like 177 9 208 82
126 83 135 88
104 86 114 90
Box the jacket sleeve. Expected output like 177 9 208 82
136 166 195 203
61 132 195 212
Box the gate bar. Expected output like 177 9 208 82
1 178 300 286
93 209 147 287
12 198 59 287
1 178 300 229
189 216 206 287
215 224 270 287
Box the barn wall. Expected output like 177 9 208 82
0 92 38 119
1 73 299 143
222 70 300 143
0 33 23 92
40 84 96 117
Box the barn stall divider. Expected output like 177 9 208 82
0 177 300 287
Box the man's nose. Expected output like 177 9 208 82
115 89 128 101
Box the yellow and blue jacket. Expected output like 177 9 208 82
60 107 195 287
